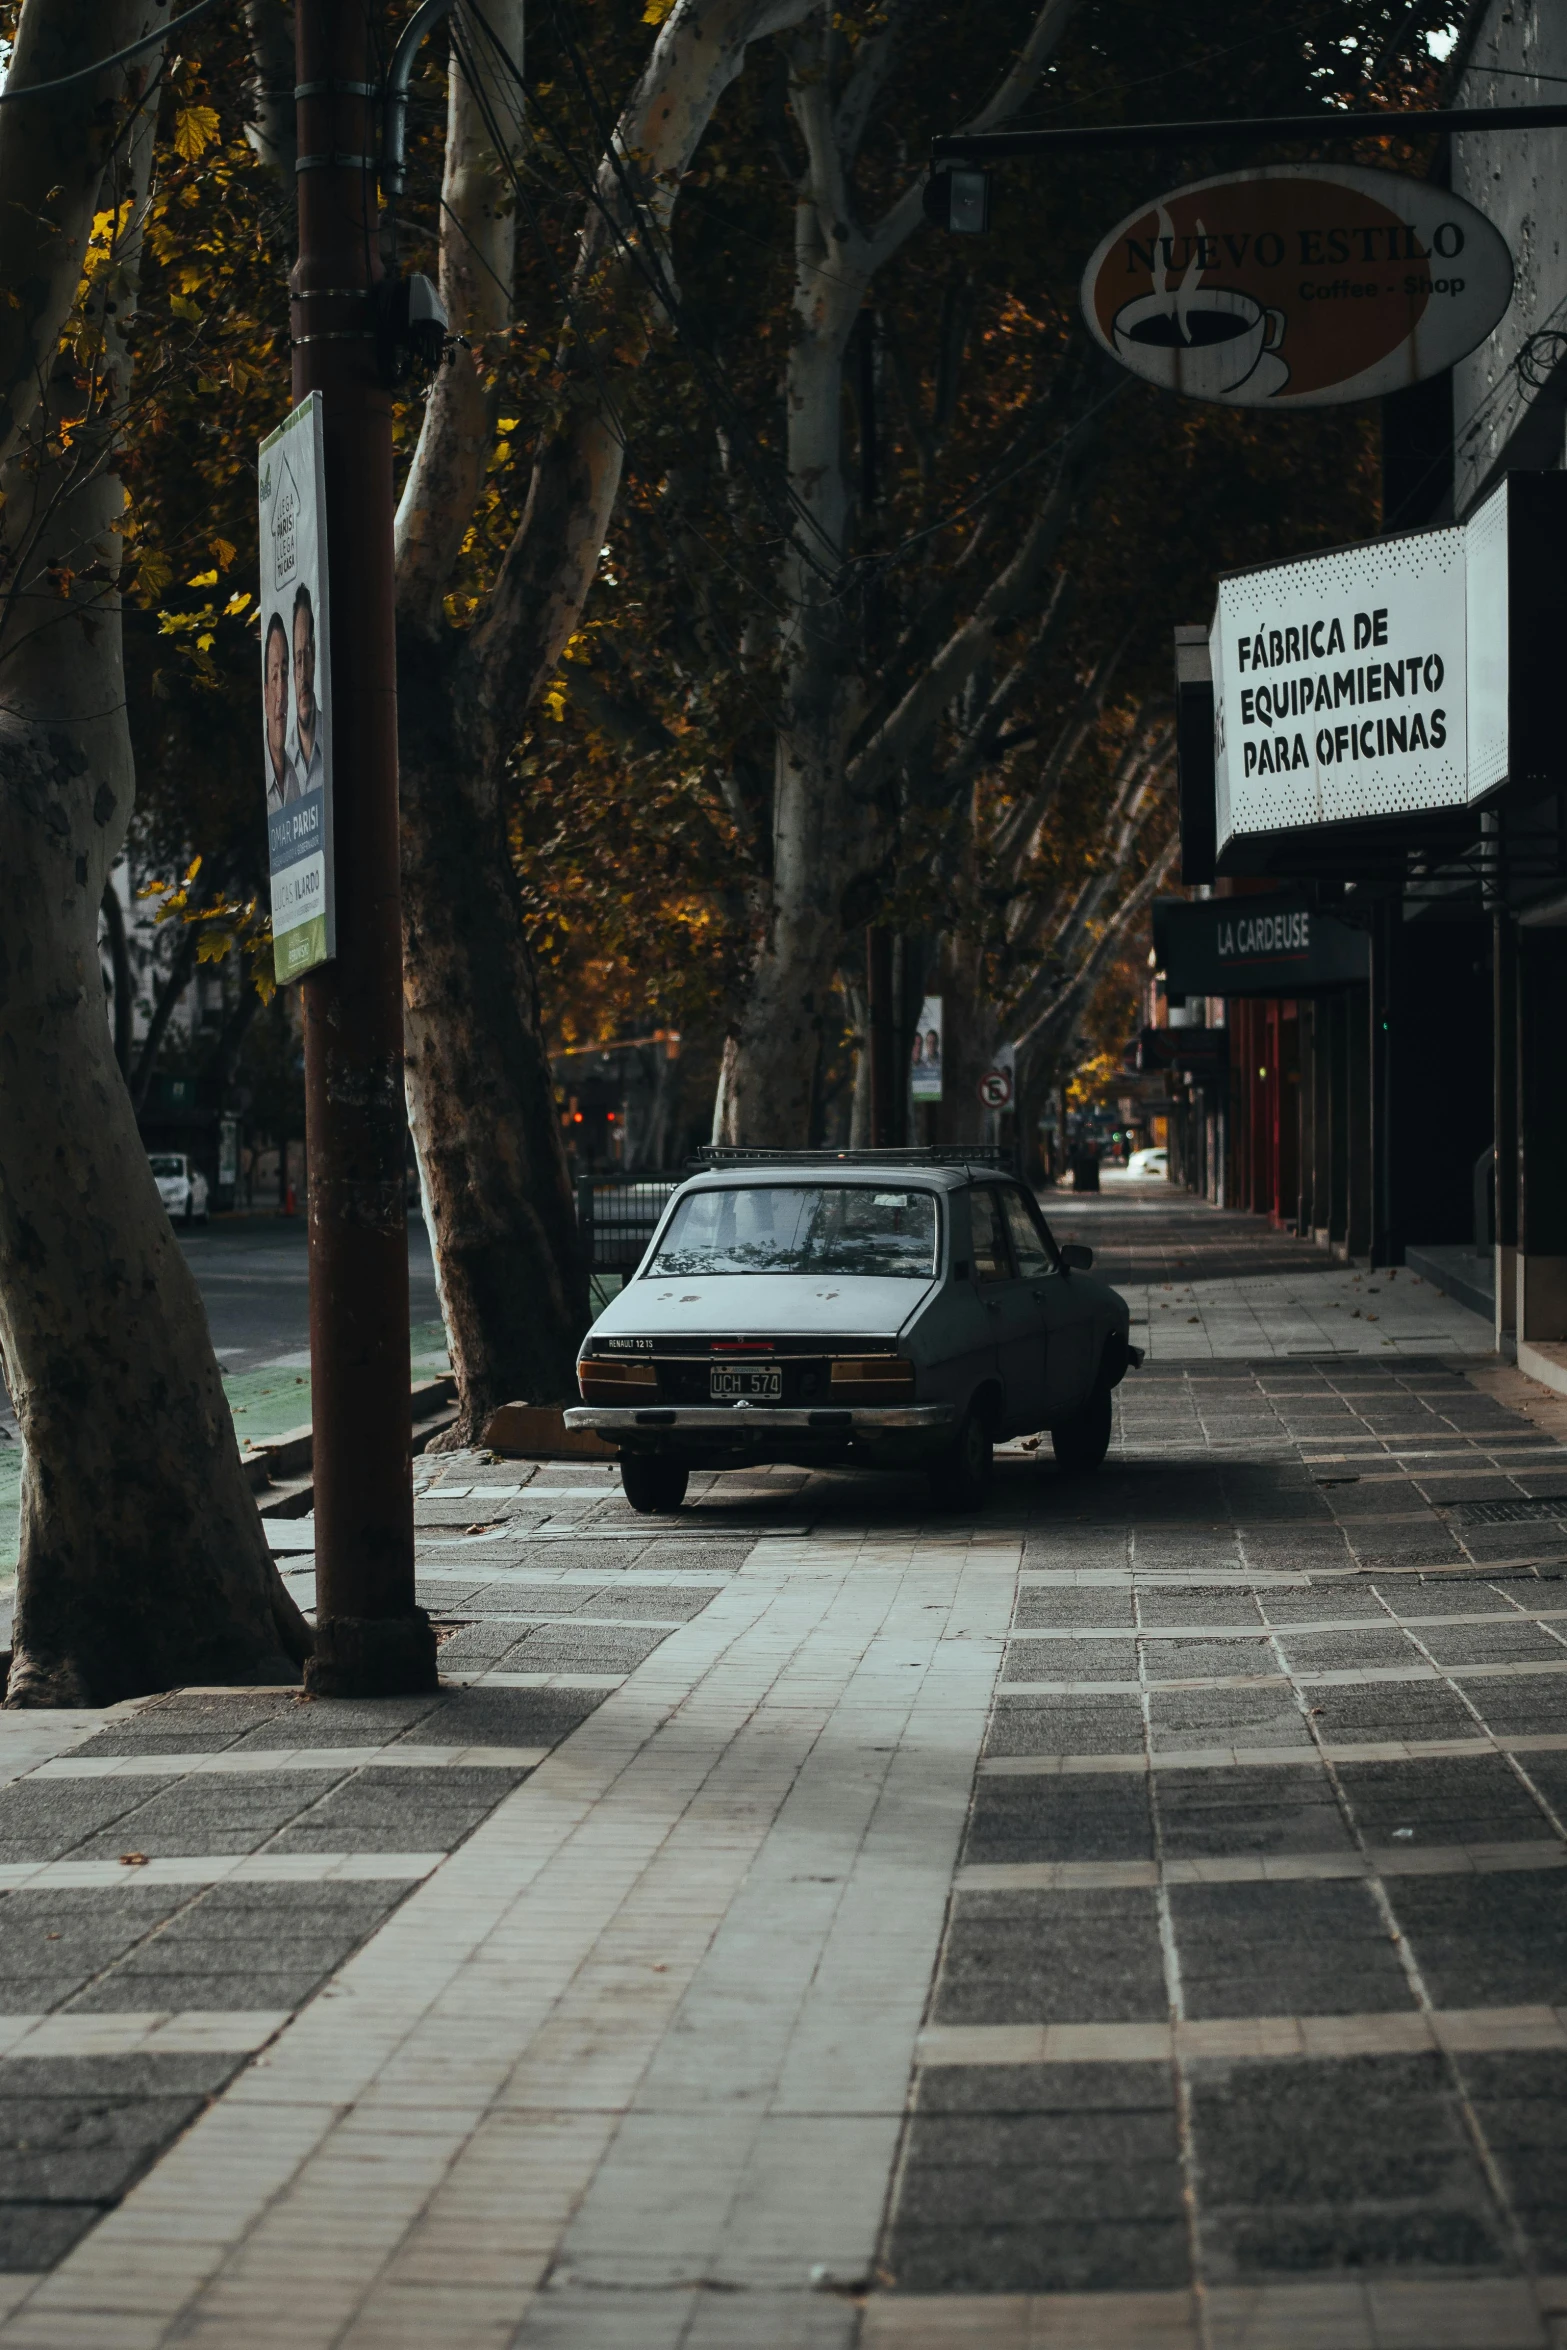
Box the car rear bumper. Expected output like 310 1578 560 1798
564 1403 957 1434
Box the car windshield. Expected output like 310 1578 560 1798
648 1185 938 1278
148 1156 185 1178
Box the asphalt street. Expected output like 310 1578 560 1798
0 1216 449 1572
176 1212 446 1373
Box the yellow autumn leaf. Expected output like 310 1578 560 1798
172 105 220 161
642 0 675 22
543 682 568 722
223 590 252 615
187 568 218 586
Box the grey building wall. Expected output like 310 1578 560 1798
1450 0 1567 517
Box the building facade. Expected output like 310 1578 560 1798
1163 4 1567 1391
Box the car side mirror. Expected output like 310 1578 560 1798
1061 1242 1093 1271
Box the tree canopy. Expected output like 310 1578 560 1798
107 0 1451 1138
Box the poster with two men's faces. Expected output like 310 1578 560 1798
258 393 335 984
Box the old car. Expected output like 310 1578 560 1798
564 1149 1140 1514
148 1151 209 1226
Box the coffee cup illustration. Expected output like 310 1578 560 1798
1112 287 1288 399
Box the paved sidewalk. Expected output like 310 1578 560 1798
1047 1193 1495 1360
0 1196 1564 2346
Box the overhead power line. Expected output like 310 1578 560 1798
0 0 226 102
934 99 1567 162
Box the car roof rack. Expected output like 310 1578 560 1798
692 1145 1014 1169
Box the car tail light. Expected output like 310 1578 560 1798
577 1357 657 1400
830 1358 915 1391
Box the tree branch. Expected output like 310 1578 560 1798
395 0 526 638
560 660 676 759
847 442 1089 795
100 877 132 1077
1010 832 1176 1055
130 925 197 1115
241 0 296 185
0 0 162 477
926 578 1071 813
990 625 1133 869
467 0 819 735
832 0 917 178
860 0 1086 276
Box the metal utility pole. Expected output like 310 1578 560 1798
293 0 435 1697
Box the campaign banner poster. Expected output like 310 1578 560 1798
910 995 944 1102
259 393 334 985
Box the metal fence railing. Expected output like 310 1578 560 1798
575 1172 684 1275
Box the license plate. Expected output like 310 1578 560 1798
710 1366 782 1401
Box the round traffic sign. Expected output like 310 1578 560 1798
978 1067 1013 1109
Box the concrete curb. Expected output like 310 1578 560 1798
248 1376 460 1518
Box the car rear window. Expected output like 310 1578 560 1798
649 1185 938 1278
148 1156 185 1178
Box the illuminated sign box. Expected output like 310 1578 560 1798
1212 472 1567 867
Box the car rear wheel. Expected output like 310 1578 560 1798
619 1454 689 1514
1051 1383 1112 1474
928 1406 993 1512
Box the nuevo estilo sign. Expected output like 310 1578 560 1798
1082 165 1512 406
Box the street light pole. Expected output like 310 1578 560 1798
293 0 435 1698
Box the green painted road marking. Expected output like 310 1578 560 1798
1 1318 453 1576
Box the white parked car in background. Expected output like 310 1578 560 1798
149 1152 209 1225
1126 1147 1169 1181
566 1148 1140 1513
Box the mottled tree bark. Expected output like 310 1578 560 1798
393 0 813 1433
241 0 296 184
399 644 587 1433
0 16 310 1705
1 703 312 1699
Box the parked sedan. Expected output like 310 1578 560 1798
564 1152 1140 1513
149 1152 209 1225
1126 1146 1168 1180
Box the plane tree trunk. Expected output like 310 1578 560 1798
0 9 309 1705
392 0 813 1436
399 640 587 1433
